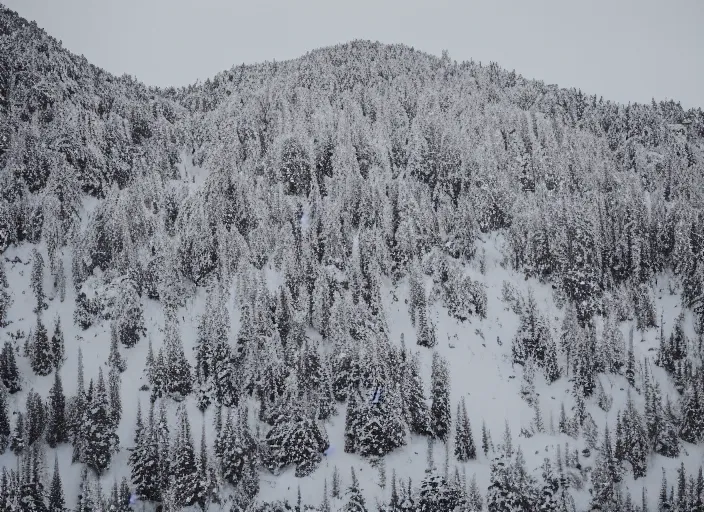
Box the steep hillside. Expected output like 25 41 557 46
1 4 704 512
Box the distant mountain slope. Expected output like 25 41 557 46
1 4 704 512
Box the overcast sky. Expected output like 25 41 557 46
4 0 703 109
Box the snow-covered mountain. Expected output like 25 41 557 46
1 4 703 511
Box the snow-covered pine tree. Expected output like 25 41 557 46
107 325 127 373
590 423 620 511
403 352 431 436
50 315 64 370
82 370 119 474
332 466 341 499
163 315 193 399
344 467 367 512
25 390 46 446
430 352 451 442
114 280 145 348
108 365 122 428
171 405 200 508
30 315 52 376
454 398 476 462
30 249 47 313
0 390 9 454
47 455 64 512
46 371 67 447
129 402 160 502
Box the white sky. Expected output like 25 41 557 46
4 0 703 109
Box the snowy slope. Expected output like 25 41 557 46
1 227 695 511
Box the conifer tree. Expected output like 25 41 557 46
46 371 67 447
47 456 65 512
108 365 122 428
31 315 52 376
454 398 476 462
171 406 199 508
30 249 47 313
403 353 431 436
321 478 331 512
430 352 451 442
467 473 483 512
163 316 192 399
590 424 620 510
10 411 25 455
50 315 64 370
625 328 636 388
481 420 492 457
332 466 341 499
25 391 46 446
107 326 127 373
0 340 20 393
344 467 367 512
55 259 66 303
82 370 119 474
129 402 159 502
0 390 7 455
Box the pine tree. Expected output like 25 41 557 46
46 371 67 447
107 326 127 373
454 398 476 462
403 353 431 435
481 420 492 456
25 391 46 446
659 469 670 512
71 348 86 463
55 259 66 303
430 352 451 442
332 466 341 499
31 315 52 376
622 390 648 479
1 340 20 393
47 456 65 512
321 478 331 512
30 249 47 313
129 402 159 502
344 467 367 512
171 406 199 508
467 473 483 511
50 315 64 370
0 390 8 455
82 370 119 474
10 411 25 455
626 328 636 387
590 424 620 511
345 391 360 454
163 316 193 399
558 402 568 435
108 365 122 428
197 421 217 510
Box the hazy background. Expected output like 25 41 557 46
4 0 703 108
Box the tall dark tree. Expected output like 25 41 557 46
10 412 25 455
129 402 160 502
1 340 20 393
171 406 200 508
31 315 52 376
50 315 64 370
454 398 476 462
30 249 47 313
47 456 65 512
0 390 9 454
25 391 46 446
46 371 68 447
430 352 451 442
82 370 119 474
